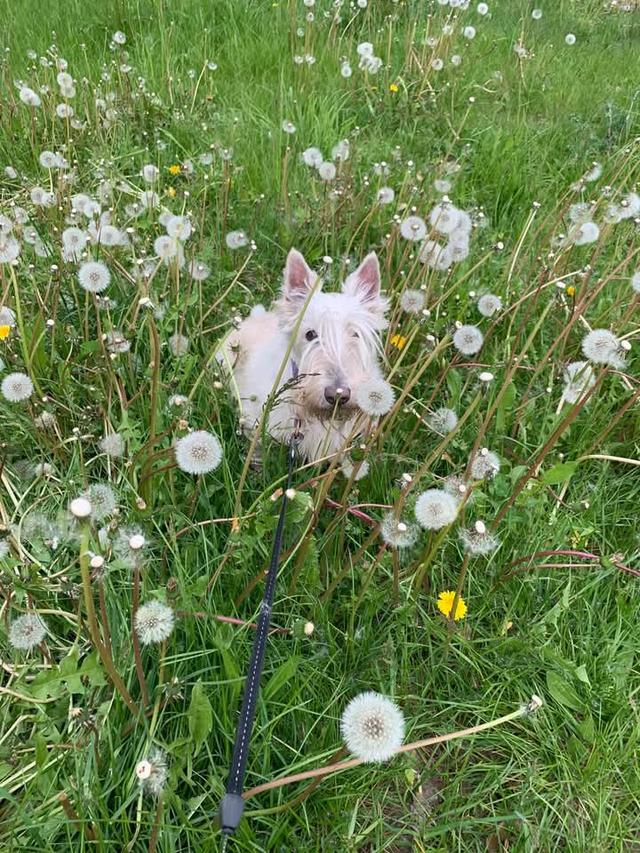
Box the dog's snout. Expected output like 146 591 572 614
324 385 351 407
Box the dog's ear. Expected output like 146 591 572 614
283 249 318 303
343 252 381 302
342 252 388 327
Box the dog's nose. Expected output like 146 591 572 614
324 386 351 406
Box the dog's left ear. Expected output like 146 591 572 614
343 252 381 302
342 253 388 324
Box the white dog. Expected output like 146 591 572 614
221 249 389 461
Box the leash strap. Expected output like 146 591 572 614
219 432 299 838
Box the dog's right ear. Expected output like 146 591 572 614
283 249 318 305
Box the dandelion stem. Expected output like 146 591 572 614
242 703 535 802
132 565 150 708
79 528 139 717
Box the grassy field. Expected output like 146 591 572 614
1 0 640 850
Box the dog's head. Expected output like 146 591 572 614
276 249 389 417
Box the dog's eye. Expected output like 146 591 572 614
352 331 360 339
305 330 318 342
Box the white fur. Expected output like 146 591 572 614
222 249 389 460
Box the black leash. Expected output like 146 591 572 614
219 367 301 843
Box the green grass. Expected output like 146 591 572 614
1 0 639 850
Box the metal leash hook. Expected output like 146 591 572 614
219 362 302 843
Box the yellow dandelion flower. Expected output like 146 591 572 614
168 164 181 175
566 285 576 298
389 83 399 93
437 590 467 621
166 186 177 198
0 325 10 341
390 333 407 350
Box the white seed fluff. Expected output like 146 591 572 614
379 512 419 549
99 433 125 458
581 329 626 368
134 601 175 645
477 293 502 317
470 449 501 480
414 489 459 530
355 379 396 417
399 215 428 242
1 372 34 402
78 260 111 293
340 692 405 763
562 361 596 404
453 324 484 355
9 613 47 651
174 430 223 474
399 289 426 314
426 407 458 435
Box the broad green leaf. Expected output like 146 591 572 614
263 656 300 702
541 461 578 485
188 680 213 755
546 670 585 711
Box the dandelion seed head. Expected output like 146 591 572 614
1 372 34 402
581 329 626 368
174 430 223 474
453 324 484 355
9 613 47 651
414 488 459 530
225 230 249 250
429 203 461 235
302 147 323 168
459 522 499 555
136 748 167 796
99 432 124 458
399 215 427 241
355 379 395 417
340 692 405 763
318 161 337 181
470 449 500 480
477 293 502 317
379 512 419 549
135 600 175 645
78 260 110 293
426 407 458 435
168 333 190 357
82 484 117 521
399 289 425 314
376 186 395 205
562 361 596 404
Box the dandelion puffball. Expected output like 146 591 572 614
174 430 223 474
134 601 175 645
136 749 168 797
340 692 405 763
399 289 425 314
414 489 459 530
1 372 34 402
355 379 395 417
477 293 502 317
399 215 427 242
470 449 501 480
78 260 111 293
9 613 47 651
69 497 92 518
379 512 419 549
225 230 249 250
453 324 484 355
581 329 626 368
